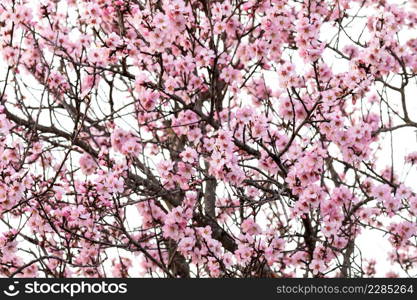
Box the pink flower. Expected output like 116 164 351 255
310 259 326 275
178 236 195 254
0 184 7 202
88 47 109 66
157 160 174 177
409 196 417 216
180 147 198 164
406 152 417 165
372 184 392 202
79 154 97 175
241 218 262 236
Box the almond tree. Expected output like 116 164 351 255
1 0 417 278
